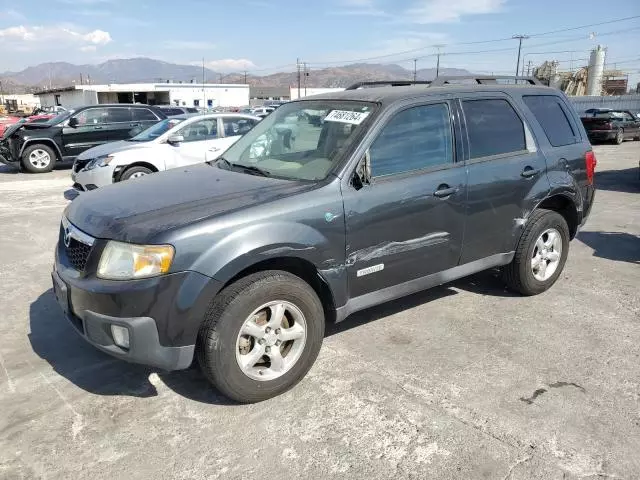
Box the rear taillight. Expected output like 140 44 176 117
603 122 613 130
585 151 596 185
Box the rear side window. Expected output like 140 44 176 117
186 108 199 113
106 108 132 123
132 108 159 121
523 95 576 147
462 99 525 159
161 107 183 116
369 103 453 177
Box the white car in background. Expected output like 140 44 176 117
69 113 260 193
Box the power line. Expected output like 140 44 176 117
304 15 639 67
525 26 640 50
527 14 640 37
243 15 640 74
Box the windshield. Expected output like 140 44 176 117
129 118 184 142
44 111 73 126
218 100 376 181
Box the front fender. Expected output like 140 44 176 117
174 220 347 303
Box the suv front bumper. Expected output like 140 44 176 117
53 252 222 371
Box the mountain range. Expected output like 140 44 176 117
0 58 471 93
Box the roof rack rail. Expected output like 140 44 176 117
430 75 542 86
345 80 432 90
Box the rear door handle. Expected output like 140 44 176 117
93 126 104 130
433 186 458 198
130 123 141 127
521 167 540 178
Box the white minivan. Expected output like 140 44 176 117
70 113 260 192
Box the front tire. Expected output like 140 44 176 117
120 165 153 181
21 144 56 173
197 271 325 403
503 209 570 296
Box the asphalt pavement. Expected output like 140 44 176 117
0 143 638 479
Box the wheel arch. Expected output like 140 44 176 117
534 193 580 239
21 139 62 160
220 256 338 325
115 161 159 182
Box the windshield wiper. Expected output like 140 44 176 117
238 164 271 177
214 157 271 177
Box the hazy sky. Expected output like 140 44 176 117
0 0 638 84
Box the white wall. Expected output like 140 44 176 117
167 85 249 108
2 94 39 108
289 87 345 100
36 83 250 109
38 90 97 108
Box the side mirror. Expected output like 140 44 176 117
167 134 184 145
353 150 372 190
68 117 79 128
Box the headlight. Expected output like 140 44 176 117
97 241 174 280
85 155 114 170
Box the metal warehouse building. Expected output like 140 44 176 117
35 82 250 109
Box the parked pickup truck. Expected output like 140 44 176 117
580 108 640 145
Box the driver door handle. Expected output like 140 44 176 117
521 167 540 178
433 186 458 198
93 126 104 130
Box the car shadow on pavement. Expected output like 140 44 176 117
29 289 236 405
451 268 519 298
595 167 640 193
0 164 20 174
577 231 640 264
326 286 458 337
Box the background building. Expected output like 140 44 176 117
289 87 345 100
35 83 250 109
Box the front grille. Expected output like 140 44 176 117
74 158 90 172
65 238 92 271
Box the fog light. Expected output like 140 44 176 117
111 325 130 349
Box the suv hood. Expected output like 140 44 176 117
21 122 54 130
77 140 152 160
64 164 314 243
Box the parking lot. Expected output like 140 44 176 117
0 143 638 479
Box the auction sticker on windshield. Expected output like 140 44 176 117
324 110 370 125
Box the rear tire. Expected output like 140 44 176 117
197 271 325 403
21 144 56 173
614 129 624 145
120 165 153 181
503 209 570 296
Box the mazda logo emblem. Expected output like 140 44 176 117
63 227 71 248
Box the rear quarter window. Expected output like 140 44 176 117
132 108 159 121
523 95 577 147
462 99 526 159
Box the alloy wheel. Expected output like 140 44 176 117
531 228 562 281
235 300 307 381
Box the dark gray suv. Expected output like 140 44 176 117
52 77 596 403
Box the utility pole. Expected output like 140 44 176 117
526 60 532 76
244 71 247 84
296 58 301 99
202 58 206 112
513 34 529 79
303 62 308 97
413 59 417 81
434 45 445 78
